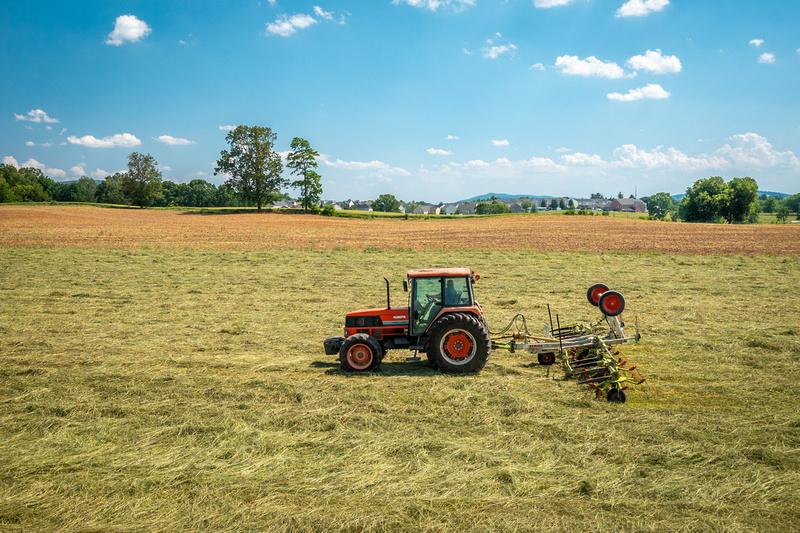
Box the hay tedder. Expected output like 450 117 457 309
323 269 645 402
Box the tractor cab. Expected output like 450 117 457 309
404 268 480 335
324 267 490 373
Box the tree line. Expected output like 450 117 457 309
643 176 799 223
0 125 323 211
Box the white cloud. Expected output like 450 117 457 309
616 0 669 17
22 158 45 170
313 6 333 20
391 0 476 12
716 132 799 168
14 108 59 124
3 156 19 168
555 55 626 79
266 13 317 36
17 157 66 178
92 168 111 179
608 83 670 102
420 156 565 186
534 0 573 7
158 165 173 172
627 49 682 74
749 38 764 47
611 144 725 171
319 154 410 178
25 141 52 147
561 152 609 167
157 135 195 146
70 164 86 177
482 43 517 60
758 52 776 64
106 15 151 46
67 133 142 148
446 134 460 140
427 147 453 156
47 168 66 179
219 124 236 132
492 139 510 147
529 62 546 71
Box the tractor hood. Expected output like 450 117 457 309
346 307 410 324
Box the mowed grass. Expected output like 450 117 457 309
1 247 799 531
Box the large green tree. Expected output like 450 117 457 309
372 194 401 213
679 176 761 223
286 137 322 211
760 195 780 213
215 125 285 211
679 176 730 222
97 173 127 204
724 177 759 223
783 193 800 214
121 152 164 208
0 165 49 202
643 192 674 220
75 176 97 203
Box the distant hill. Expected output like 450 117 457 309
671 190 790 202
459 192 557 202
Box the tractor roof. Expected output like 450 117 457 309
407 267 472 278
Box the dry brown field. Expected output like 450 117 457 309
1 204 798 254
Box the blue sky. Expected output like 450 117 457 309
2 0 798 202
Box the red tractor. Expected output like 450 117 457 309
323 268 490 373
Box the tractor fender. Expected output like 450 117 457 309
423 306 484 335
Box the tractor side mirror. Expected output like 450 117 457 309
403 280 408 292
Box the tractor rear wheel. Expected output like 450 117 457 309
427 313 491 373
339 334 383 372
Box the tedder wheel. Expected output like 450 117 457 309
426 313 491 373
537 352 556 366
586 283 610 307
339 333 383 372
598 290 625 317
606 388 626 403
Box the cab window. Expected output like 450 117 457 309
443 277 471 306
412 277 443 334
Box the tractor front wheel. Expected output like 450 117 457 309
427 313 491 373
339 334 383 372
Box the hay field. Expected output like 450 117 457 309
1 205 799 531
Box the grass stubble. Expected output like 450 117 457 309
1 207 799 531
